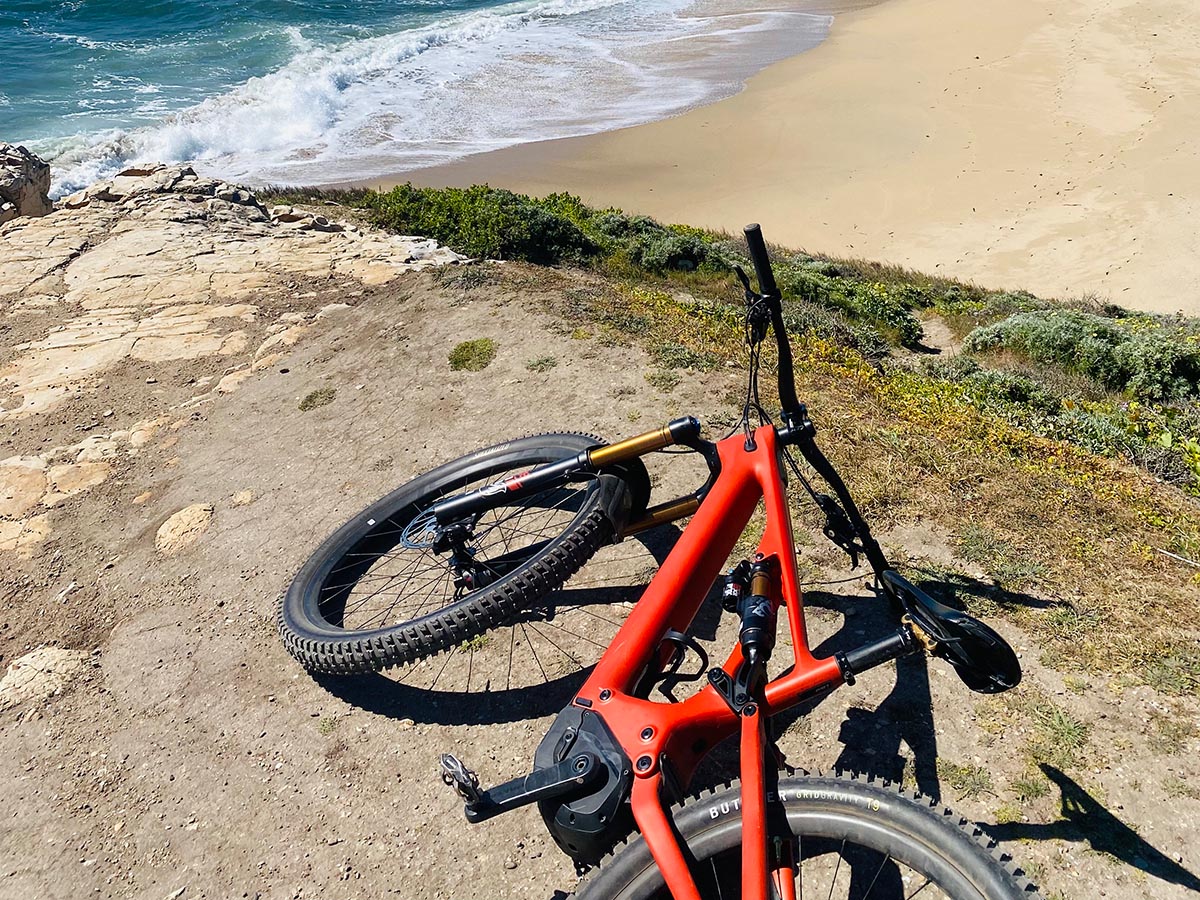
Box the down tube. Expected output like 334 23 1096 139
584 434 764 693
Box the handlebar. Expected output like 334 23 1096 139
742 224 801 425
743 224 779 299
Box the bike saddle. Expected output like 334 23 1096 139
879 570 1021 694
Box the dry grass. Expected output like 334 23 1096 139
506 264 1200 693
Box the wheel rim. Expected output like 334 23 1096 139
652 834 972 900
314 466 597 633
608 791 1008 900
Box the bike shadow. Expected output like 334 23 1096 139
784 580 1195 896
988 764 1200 892
911 565 1053 615
689 571 1058 896
788 572 1048 796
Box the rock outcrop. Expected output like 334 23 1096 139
0 646 88 711
0 162 466 554
0 163 464 419
0 144 53 225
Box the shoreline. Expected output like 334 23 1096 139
364 0 1200 317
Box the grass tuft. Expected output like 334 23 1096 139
936 759 994 800
1162 775 1200 800
1012 771 1051 802
449 338 497 371
645 370 681 392
299 387 336 411
1028 700 1090 769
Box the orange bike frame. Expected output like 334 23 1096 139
574 424 847 900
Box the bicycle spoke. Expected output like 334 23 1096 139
526 620 587 672
906 880 933 899
392 567 454 625
505 624 516 691
798 833 803 900
826 840 844 900
520 622 550 683
862 853 891 898
428 645 457 691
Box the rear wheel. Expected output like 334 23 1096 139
577 773 1041 900
279 433 632 674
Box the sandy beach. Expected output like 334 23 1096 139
396 0 1200 316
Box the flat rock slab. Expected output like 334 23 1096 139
0 456 48 519
155 503 215 555
0 646 88 711
0 164 464 421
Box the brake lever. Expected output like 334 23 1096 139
815 493 863 568
733 265 753 295
733 265 772 342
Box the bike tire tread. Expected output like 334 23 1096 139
575 770 1042 899
277 503 613 675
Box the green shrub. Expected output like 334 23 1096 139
935 289 1046 335
925 354 1200 491
964 369 1063 418
357 186 736 273
779 270 924 346
964 310 1200 402
849 282 925 346
449 338 497 371
360 184 595 264
780 301 889 358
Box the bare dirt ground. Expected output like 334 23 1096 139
1 201 1198 900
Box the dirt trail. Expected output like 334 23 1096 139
1 191 1198 900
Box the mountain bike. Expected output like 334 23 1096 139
278 225 1040 899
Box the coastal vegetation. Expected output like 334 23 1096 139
448 336 498 371
266 184 1200 495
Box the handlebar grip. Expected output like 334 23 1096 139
743 224 779 298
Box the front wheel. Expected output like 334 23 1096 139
279 433 632 674
577 772 1041 900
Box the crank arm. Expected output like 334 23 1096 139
440 752 603 823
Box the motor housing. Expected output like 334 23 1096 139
534 705 633 866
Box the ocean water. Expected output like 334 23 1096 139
0 0 833 196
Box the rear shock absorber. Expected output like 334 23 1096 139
739 560 777 670
710 557 778 713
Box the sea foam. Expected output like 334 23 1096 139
37 0 830 196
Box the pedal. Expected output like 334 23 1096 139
440 750 604 824
439 753 482 806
